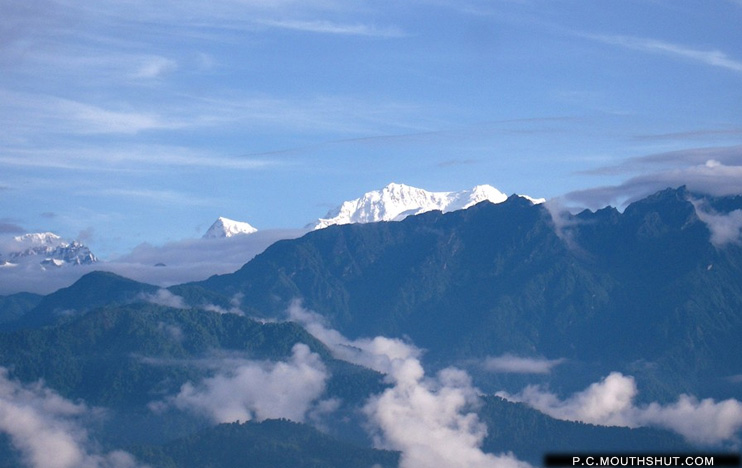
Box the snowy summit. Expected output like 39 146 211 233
308 183 542 230
0 232 98 267
203 217 258 239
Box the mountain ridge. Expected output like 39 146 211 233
187 186 742 400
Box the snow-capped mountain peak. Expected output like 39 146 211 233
203 217 258 239
1 232 97 266
13 232 64 248
309 183 525 230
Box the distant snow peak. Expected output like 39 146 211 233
13 232 63 247
41 258 65 268
519 194 546 205
203 217 258 239
3 232 97 266
310 183 523 230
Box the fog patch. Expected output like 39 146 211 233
158 343 328 424
0 229 306 295
0 368 144 468
203 293 246 316
483 354 566 374
691 199 742 247
139 289 187 309
108 228 307 285
156 322 184 343
498 372 742 446
287 300 421 374
544 198 581 247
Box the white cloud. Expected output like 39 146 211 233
165 343 329 424
203 293 246 316
287 301 422 374
139 289 188 308
640 395 742 446
499 372 742 446
256 19 405 37
364 364 531 468
588 34 742 73
157 322 184 342
0 145 275 172
692 200 742 247
131 56 177 79
0 90 180 136
566 158 742 211
287 302 531 468
0 368 143 468
499 372 638 427
483 354 565 374
89 188 219 207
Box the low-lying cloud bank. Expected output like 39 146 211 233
567 156 742 211
139 288 247 316
288 301 531 468
0 368 143 468
498 372 742 446
0 229 306 295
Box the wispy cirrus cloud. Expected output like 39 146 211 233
15 0 400 43
587 34 742 73
0 90 182 135
89 188 219 207
0 146 275 172
1 87 433 145
256 19 406 37
634 128 742 142
130 55 178 79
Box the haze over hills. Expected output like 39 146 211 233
1 186 741 468
0 182 537 296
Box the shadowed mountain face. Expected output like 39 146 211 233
2 271 160 330
190 188 742 398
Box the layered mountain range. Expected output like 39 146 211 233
0 186 740 468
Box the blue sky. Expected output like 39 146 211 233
2 0 742 258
